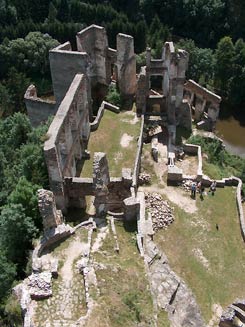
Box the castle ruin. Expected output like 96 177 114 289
24 24 221 214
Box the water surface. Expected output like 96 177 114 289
216 117 245 158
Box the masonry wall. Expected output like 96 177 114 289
44 74 91 210
49 42 91 107
184 79 221 125
116 33 136 98
76 25 112 86
24 85 57 127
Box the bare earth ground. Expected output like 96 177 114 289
175 154 198 176
120 133 133 148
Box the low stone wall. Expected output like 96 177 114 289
90 102 105 131
167 166 183 184
234 177 245 241
32 224 75 258
183 143 203 178
132 115 145 189
90 101 120 132
183 143 198 154
24 85 57 127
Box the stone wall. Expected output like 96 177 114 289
234 177 245 242
132 115 145 189
184 79 221 130
136 66 148 115
24 85 57 127
38 189 63 231
44 74 91 210
116 33 136 100
183 143 203 178
49 42 92 109
76 25 114 87
90 101 119 131
136 42 189 125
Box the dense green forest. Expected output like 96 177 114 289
1 0 245 325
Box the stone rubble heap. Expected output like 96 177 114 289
139 172 151 185
145 192 174 231
182 179 194 192
27 271 52 300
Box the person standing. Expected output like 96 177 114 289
191 182 196 198
210 180 217 196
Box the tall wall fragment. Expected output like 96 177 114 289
136 42 190 129
38 189 63 231
49 42 91 109
116 33 136 101
76 25 113 87
93 152 110 217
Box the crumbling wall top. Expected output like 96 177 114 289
184 79 221 105
44 73 87 152
38 189 63 230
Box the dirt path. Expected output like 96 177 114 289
139 184 198 214
61 237 88 282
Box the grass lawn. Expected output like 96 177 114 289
80 110 141 177
86 221 155 327
155 186 245 323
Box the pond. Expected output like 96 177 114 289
215 117 245 158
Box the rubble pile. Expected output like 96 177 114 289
182 179 194 192
27 272 52 299
145 192 174 231
139 172 151 185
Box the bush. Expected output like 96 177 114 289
106 84 121 107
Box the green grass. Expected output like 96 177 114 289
155 187 245 323
188 134 245 179
157 310 171 327
86 221 155 327
80 110 141 177
203 161 223 179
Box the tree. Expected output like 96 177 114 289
5 68 30 112
229 39 245 108
8 177 41 230
0 250 16 301
0 83 13 117
0 204 37 265
177 39 214 84
135 21 147 53
106 84 121 106
0 112 31 155
57 0 70 22
215 36 235 94
0 32 59 79
47 2 58 23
